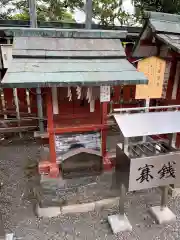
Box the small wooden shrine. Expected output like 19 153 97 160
132 11 180 147
0 27 147 178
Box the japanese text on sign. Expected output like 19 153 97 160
100 86 110 102
136 162 176 184
128 153 180 192
135 56 166 99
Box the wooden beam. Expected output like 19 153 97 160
0 126 37 133
140 40 156 46
47 124 106 134
34 119 116 139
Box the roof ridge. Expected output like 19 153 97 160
145 11 180 23
0 27 127 39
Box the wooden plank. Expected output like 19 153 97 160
1 45 12 69
0 110 37 116
0 126 37 133
1 89 7 120
17 88 28 112
29 88 38 114
34 119 116 139
0 117 46 123
13 88 21 137
135 56 166 99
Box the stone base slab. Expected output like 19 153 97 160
108 214 132 234
36 196 120 218
150 206 176 225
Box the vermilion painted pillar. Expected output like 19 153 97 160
165 53 179 148
101 102 107 156
166 54 177 100
39 88 59 178
101 102 112 170
47 88 59 177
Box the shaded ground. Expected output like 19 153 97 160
0 141 180 239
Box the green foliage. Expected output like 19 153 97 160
1 0 139 26
11 12 30 20
90 0 139 26
134 0 180 16
92 0 122 25
3 0 76 21
0 0 13 19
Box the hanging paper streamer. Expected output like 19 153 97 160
76 86 82 99
86 87 94 112
67 87 72 101
87 87 100 102
86 87 92 103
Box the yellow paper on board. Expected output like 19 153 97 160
135 56 166 99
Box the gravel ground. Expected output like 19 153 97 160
0 142 180 239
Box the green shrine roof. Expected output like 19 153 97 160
1 27 148 88
133 11 180 56
0 27 127 38
147 11 180 34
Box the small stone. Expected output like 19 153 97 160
100 219 105 224
75 232 80 236
146 225 152 228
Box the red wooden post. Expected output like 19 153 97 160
47 88 59 177
101 102 112 170
113 86 121 102
166 54 177 100
39 87 59 178
101 102 107 156
165 53 180 148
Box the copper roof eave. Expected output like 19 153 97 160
0 27 128 39
131 19 150 56
155 34 180 54
132 11 180 57
0 80 148 88
1 34 148 88
1 58 148 88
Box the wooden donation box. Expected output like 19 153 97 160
113 111 180 192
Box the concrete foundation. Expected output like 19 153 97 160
36 205 61 218
150 206 176 225
36 197 120 218
108 214 132 234
5 234 15 240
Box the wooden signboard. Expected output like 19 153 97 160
135 56 166 99
100 86 110 102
